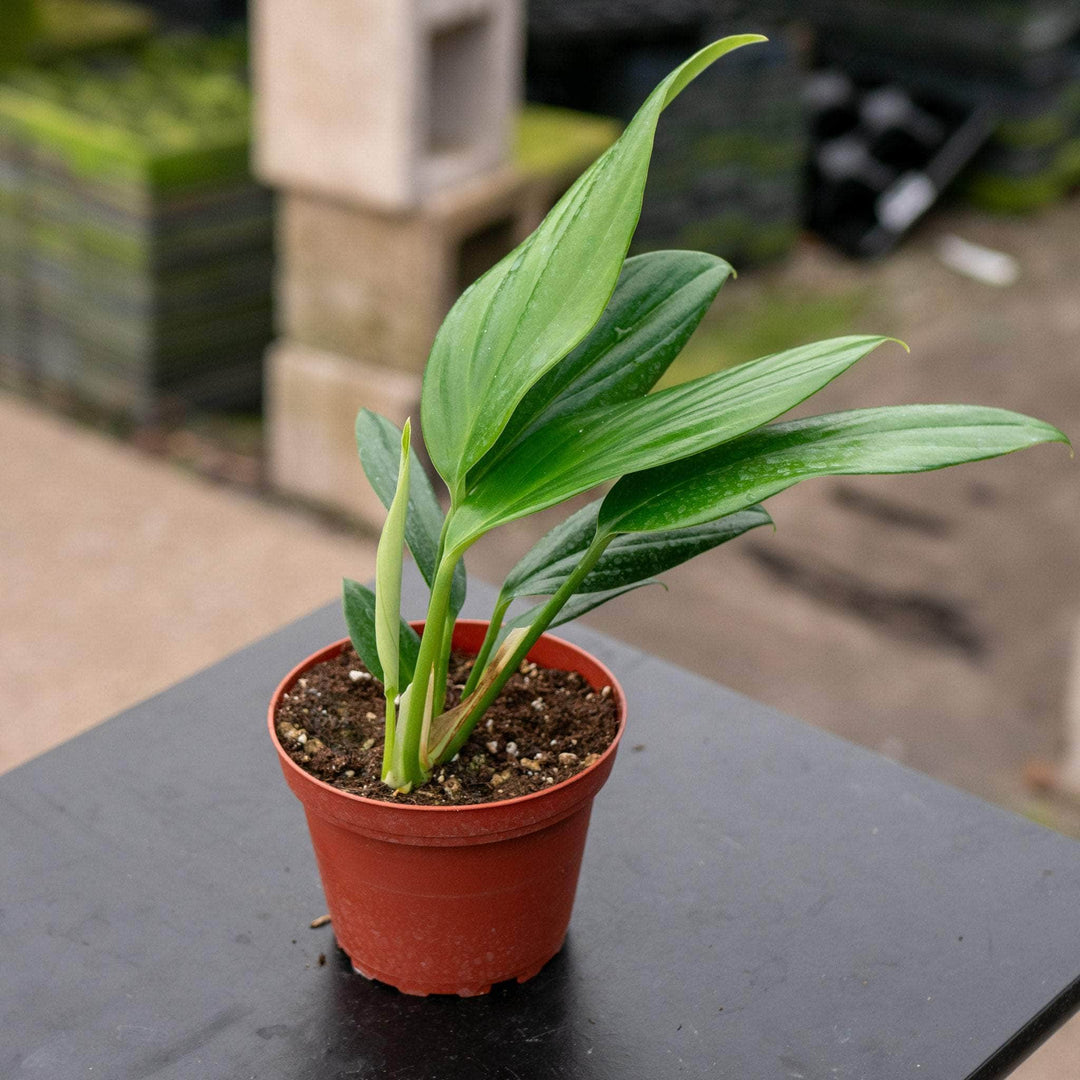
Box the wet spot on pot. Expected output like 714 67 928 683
255 1024 292 1040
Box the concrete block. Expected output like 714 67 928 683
252 0 523 210
266 338 421 527
276 165 533 372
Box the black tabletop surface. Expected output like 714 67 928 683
4 574 1080 1080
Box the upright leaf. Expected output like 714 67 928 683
597 405 1069 536
503 582 665 639
470 250 733 484
374 420 411 699
355 409 465 613
446 335 895 548
342 579 420 685
421 35 766 498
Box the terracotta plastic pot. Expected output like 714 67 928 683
268 619 626 997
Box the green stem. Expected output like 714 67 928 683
384 554 458 790
462 591 512 696
433 606 456 715
433 532 615 766
381 695 396 779
430 515 460 716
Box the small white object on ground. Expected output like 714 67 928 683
936 234 1020 287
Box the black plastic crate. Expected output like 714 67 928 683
804 69 994 256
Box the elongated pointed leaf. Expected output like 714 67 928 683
501 499 604 598
503 581 665 638
355 409 465 614
374 420 411 695
342 578 420 686
597 405 1069 536
508 508 772 598
447 335 894 548
421 35 766 498
470 250 733 484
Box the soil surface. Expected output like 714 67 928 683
274 645 620 805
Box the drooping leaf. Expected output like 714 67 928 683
355 409 465 614
421 35 766 499
470 250 733 484
446 335 895 548
507 507 772 598
502 581 666 639
500 499 604 599
374 420 411 695
342 578 420 685
597 405 1069 536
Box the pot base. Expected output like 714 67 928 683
351 952 555 997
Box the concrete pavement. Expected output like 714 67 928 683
1 394 376 773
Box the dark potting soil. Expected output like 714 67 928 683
274 646 620 806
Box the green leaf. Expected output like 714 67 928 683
501 499 604 598
342 578 420 685
421 35 766 499
504 581 665 638
355 409 466 614
470 250 733 484
374 420 411 695
447 335 895 548
598 405 1070 535
509 508 772 598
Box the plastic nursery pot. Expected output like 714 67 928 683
268 619 627 997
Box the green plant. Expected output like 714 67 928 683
342 36 1068 793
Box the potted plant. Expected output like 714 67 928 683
268 35 1068 996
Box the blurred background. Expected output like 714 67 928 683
2 2 1080 1069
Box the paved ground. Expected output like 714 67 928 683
3 196 1079 1074
0 395 376 773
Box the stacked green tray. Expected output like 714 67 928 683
0 31 272 418
1 0 156 70
962 50 1080 211
802 0 1080 84
0 116 32 384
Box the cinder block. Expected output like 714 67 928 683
267 338 421 527
252 0 523 210
276 165 534 372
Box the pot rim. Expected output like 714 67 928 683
267 619 627 817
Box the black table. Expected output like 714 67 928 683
5 576 1080 1079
